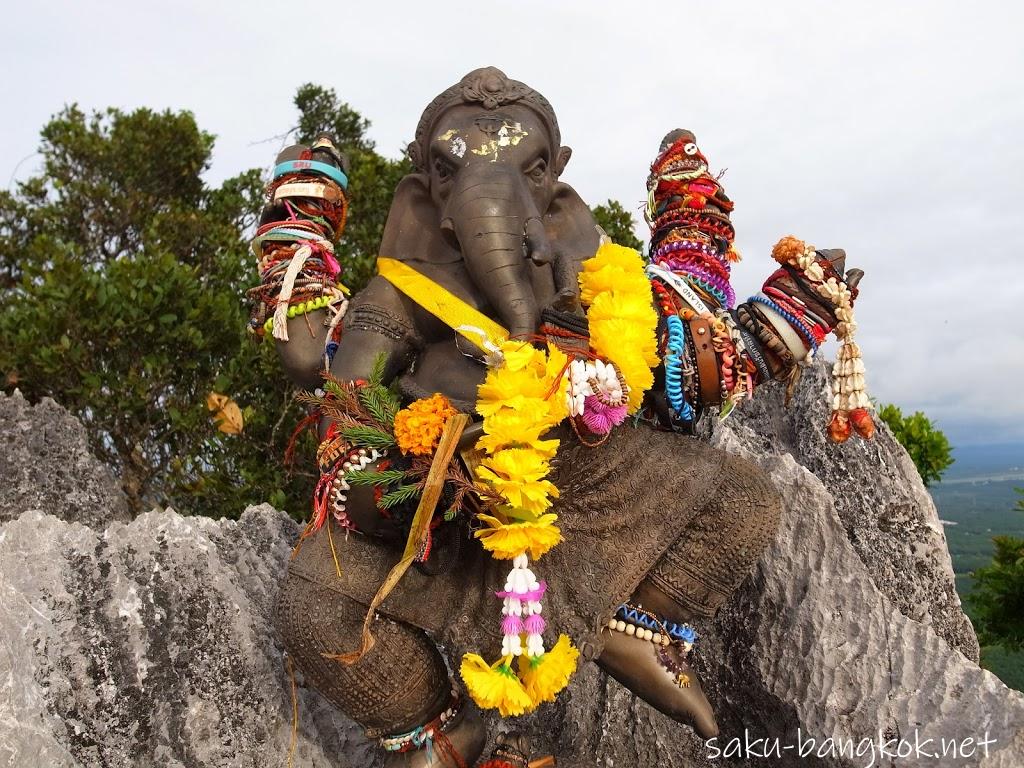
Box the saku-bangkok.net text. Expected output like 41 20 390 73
706 728 997 766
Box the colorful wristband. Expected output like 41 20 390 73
273 159 348 190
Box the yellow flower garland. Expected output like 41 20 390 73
461 242 658 715
581 243 660 413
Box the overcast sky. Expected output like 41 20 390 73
4 1 1023 447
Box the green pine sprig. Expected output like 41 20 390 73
340 426 396 450
345 468 408 486
359 383 400 428
378 483 422 509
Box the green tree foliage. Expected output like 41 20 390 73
0 105 309 517
292 84 412 293
591 199 644 251
878 403 954 486
969 489 1024 652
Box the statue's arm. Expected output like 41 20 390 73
273 309 334 390
311 275 418 539
267 274 418 391
734 248 862 382
328 275 419 386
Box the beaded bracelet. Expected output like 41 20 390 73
750 294 818 356
483 744 530 768
763 285 831 335
615 604 697 645
379 691 461 753
262 292 346 334
656 646 693 689
737 303 796 373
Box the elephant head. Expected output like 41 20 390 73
379 67 599 339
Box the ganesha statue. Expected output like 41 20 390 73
248 67 872 767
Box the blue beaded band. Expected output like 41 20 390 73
616 604 697 644
380 692 460 754
663 314 694 421
273 159 349 190
749 295 819 352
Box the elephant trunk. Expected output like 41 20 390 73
442 171 542 339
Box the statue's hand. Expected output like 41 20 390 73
817 248 864 294
766 248 865 334
332 453 404 543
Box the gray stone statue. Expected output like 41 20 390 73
263 67 865 767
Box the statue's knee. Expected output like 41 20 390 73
275 573 450 735
724 455 783 538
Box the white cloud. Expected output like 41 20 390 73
4 0 1023 444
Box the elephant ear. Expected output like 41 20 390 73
379 173 462 264
544 182 601 271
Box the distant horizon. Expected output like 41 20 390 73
939 442 1024 483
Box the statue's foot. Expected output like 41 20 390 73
478 732 531 767
381 702 487 768
596 628 719 739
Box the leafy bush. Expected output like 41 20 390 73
878 403 954 486
591 199 643 250
0 105 313 518
969 489 1024 652
0 85 413 520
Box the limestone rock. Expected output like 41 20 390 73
511 364 1023 766
0 391 130 527
719 360 980 661
0 505 374 768
2 369 1023 768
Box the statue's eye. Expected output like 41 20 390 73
526 158 547 183
684 142 698 156
433 157 454 183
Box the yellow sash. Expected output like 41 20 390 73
377 257 509 350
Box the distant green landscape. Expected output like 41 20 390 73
929 442 1024 691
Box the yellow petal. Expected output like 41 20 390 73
460 654 534 717
518 635 579 705
474 515 562 559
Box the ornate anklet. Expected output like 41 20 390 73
607 604 698 651
606 604 697 689
606 615 673 646
480 743 530 768
379 690 462 754
656 645 693 689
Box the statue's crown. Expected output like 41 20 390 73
410 67 560 170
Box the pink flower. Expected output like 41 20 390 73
502 615 525 636
524 614 546 635
580 394 628 435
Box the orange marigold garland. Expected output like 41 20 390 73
394 394 458 456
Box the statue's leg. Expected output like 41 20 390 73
598 455 782 738
276 573 487 766
639 454 782 620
